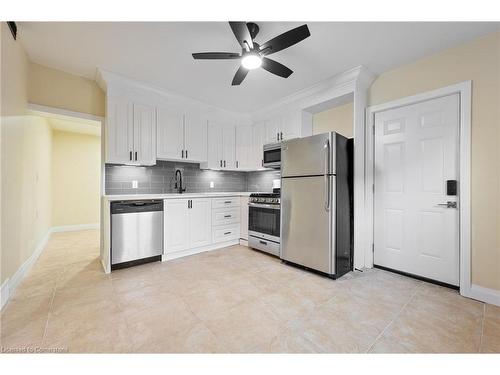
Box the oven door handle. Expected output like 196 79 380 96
248 203 280 210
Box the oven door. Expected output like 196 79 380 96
263 144 281 169
248 203 280 242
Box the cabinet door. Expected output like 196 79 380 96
165 199 190 253
189 198 212 248
281 111 300 140
252 122 266 169
157 107 184 160
133 103 156 165
106 96 134 164
265 118 281 143
184 113 208 162
207 121 223 169
235 125 252 170
222 124 236 169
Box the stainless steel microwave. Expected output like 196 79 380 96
263 142 281 169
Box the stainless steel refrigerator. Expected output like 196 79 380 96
281 132 353 278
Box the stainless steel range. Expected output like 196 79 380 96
248 191 280 257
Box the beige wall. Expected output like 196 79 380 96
1 115 52 285
312 102 354 137
51 130 100 227
28 63 105 117
369 32 500 291
1 23 52 285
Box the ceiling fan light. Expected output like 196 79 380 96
241 54 262 70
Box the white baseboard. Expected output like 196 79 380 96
466 284 500 307
0 228 51 310
239 239 249 247
51 223 99 233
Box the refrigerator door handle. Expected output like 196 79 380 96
324 139 330 211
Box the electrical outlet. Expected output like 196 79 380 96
210 181 214 188
132 180 138 189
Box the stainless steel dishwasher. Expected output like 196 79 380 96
111 200 163 270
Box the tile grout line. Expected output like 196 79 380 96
478 303 486 353
365 282 423 353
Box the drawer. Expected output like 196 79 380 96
212 207 240 226
212 197 240 209
212 224 240 244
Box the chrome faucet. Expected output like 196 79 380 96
174 169 186 194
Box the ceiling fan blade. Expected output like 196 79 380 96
229 22 254 50
231 65 249 86
192 52 241 60
261 57 293 78
259 24 310 56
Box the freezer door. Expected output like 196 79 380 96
281 132 336 177
281 175 336 274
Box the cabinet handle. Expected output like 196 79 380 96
186 150 188 159
129 151 132 161
276 132 279 141
224 215 231 218
224 201 231 204
236 161 239 168
280 132 283 140
182 150 184 158
188 200 192 209
220 160 222 167
224 160 226 168
224 231 232 235
259 240 268 245
135 151 137 161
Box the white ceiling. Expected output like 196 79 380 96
19 22 499 113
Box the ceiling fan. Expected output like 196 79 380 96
192 22 311 86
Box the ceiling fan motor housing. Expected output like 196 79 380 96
246 22 260 40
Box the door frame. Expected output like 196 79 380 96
364 81 472 298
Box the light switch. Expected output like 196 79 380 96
210 181 214 188
132 180 138 189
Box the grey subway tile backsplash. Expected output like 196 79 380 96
105 160 279 195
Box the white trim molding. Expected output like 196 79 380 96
468 284 500 307
365 81 477 301
27 103 104 123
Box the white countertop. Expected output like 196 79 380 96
102 191 260 202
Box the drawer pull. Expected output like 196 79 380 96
224 215 232 218
259 240 268 245
224 201 232 204
224 231 232 235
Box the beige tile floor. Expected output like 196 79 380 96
1 229 499 353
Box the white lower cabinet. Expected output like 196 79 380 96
164 196 240 258
189 198 212 248
164 199 190 253
164 198 211 254
240 196 249 242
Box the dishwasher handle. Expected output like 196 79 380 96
111 200 163 214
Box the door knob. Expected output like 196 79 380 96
436 201 457 208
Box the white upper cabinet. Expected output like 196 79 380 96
157 107 184 160
235 125 253 170
157 109 208 163
263 111 303 144
106 96 134 164
223 124 236 169
206 121 223 169
184 113 208 163
204 122 236 170
105 96 156 165
265 118 281 143
133 102 157 165
252 122 266 169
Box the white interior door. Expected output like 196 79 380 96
374 94 459 286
